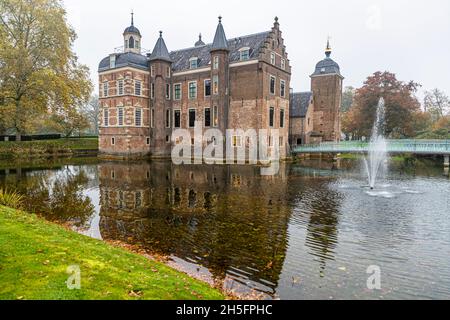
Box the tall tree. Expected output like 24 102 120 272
342 71 421 139
0 0 92 140
341 86 355 113
82 95 99 135
424 89 450 122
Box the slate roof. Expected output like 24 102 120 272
311 56 341 77
98 52 148 72
169 31 270 72
99 27 272 73
290 92 313 118
149 32 172 62
211 18 229 51
124 25 141 36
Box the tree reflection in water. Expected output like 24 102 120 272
0 165 95 228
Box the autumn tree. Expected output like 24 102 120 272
341 86 355 113
424 89 450 122
342 71 421 139
0 0 92 140
48 106 90 137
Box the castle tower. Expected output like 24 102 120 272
97 14 150 159
149 31 173 157
123 12 142 54
210 16 230 133
310 40 344 142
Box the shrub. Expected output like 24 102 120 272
0 188 24 210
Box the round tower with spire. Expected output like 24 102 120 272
123 11 142 54
310 39 344 142
210 16 230 133
149 31 173 157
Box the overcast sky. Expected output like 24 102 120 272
64 0 450 102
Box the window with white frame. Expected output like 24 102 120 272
270 52 276 65
239 48 250 61
213 75 219 95
151 83 155 99
135 80 142 96
135 108 142 127
204 79 211 97
103 109 109 127
281 59 286 70
151 65 155 77
166 109 171 128
280 109 285 128
270 76 276 95
174 110 181 128
109 55 116 69
189 57 198 69
118 80 124 96
188 82 197 99
117 107 124 126
166 83 171 100
151 109 155 128
103 82 108 97
213 56 219 70
213 105 219 127
204 108 211 127
280 79 286 98
269 106 275 127
174 83 182 100
188 109 196 128
166 67 171 78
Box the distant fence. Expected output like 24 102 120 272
0 135 99 142
0 134 61 142
292 140 450 155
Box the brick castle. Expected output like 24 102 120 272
98 15 343 159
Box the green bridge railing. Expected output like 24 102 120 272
292 140 450 155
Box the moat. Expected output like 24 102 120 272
1 157 449 300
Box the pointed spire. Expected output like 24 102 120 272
149 31 172 62
325 37 332 58
131 10 134 26
211 16 229 52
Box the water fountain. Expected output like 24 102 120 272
363 97 388 190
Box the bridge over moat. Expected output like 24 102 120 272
292 140 450 167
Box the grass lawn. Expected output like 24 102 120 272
0 206 224 300
0 138 98 159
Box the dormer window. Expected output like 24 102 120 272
189 57 198 69
109 55 116 69
239 47 250 61
270 53 276 65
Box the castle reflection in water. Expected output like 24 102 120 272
97 161 342 295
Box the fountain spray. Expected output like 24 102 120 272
364 98 388 189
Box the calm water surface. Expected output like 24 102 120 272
1 158 449 300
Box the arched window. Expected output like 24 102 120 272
129 36 135 49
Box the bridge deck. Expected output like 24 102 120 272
292 140 450 155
